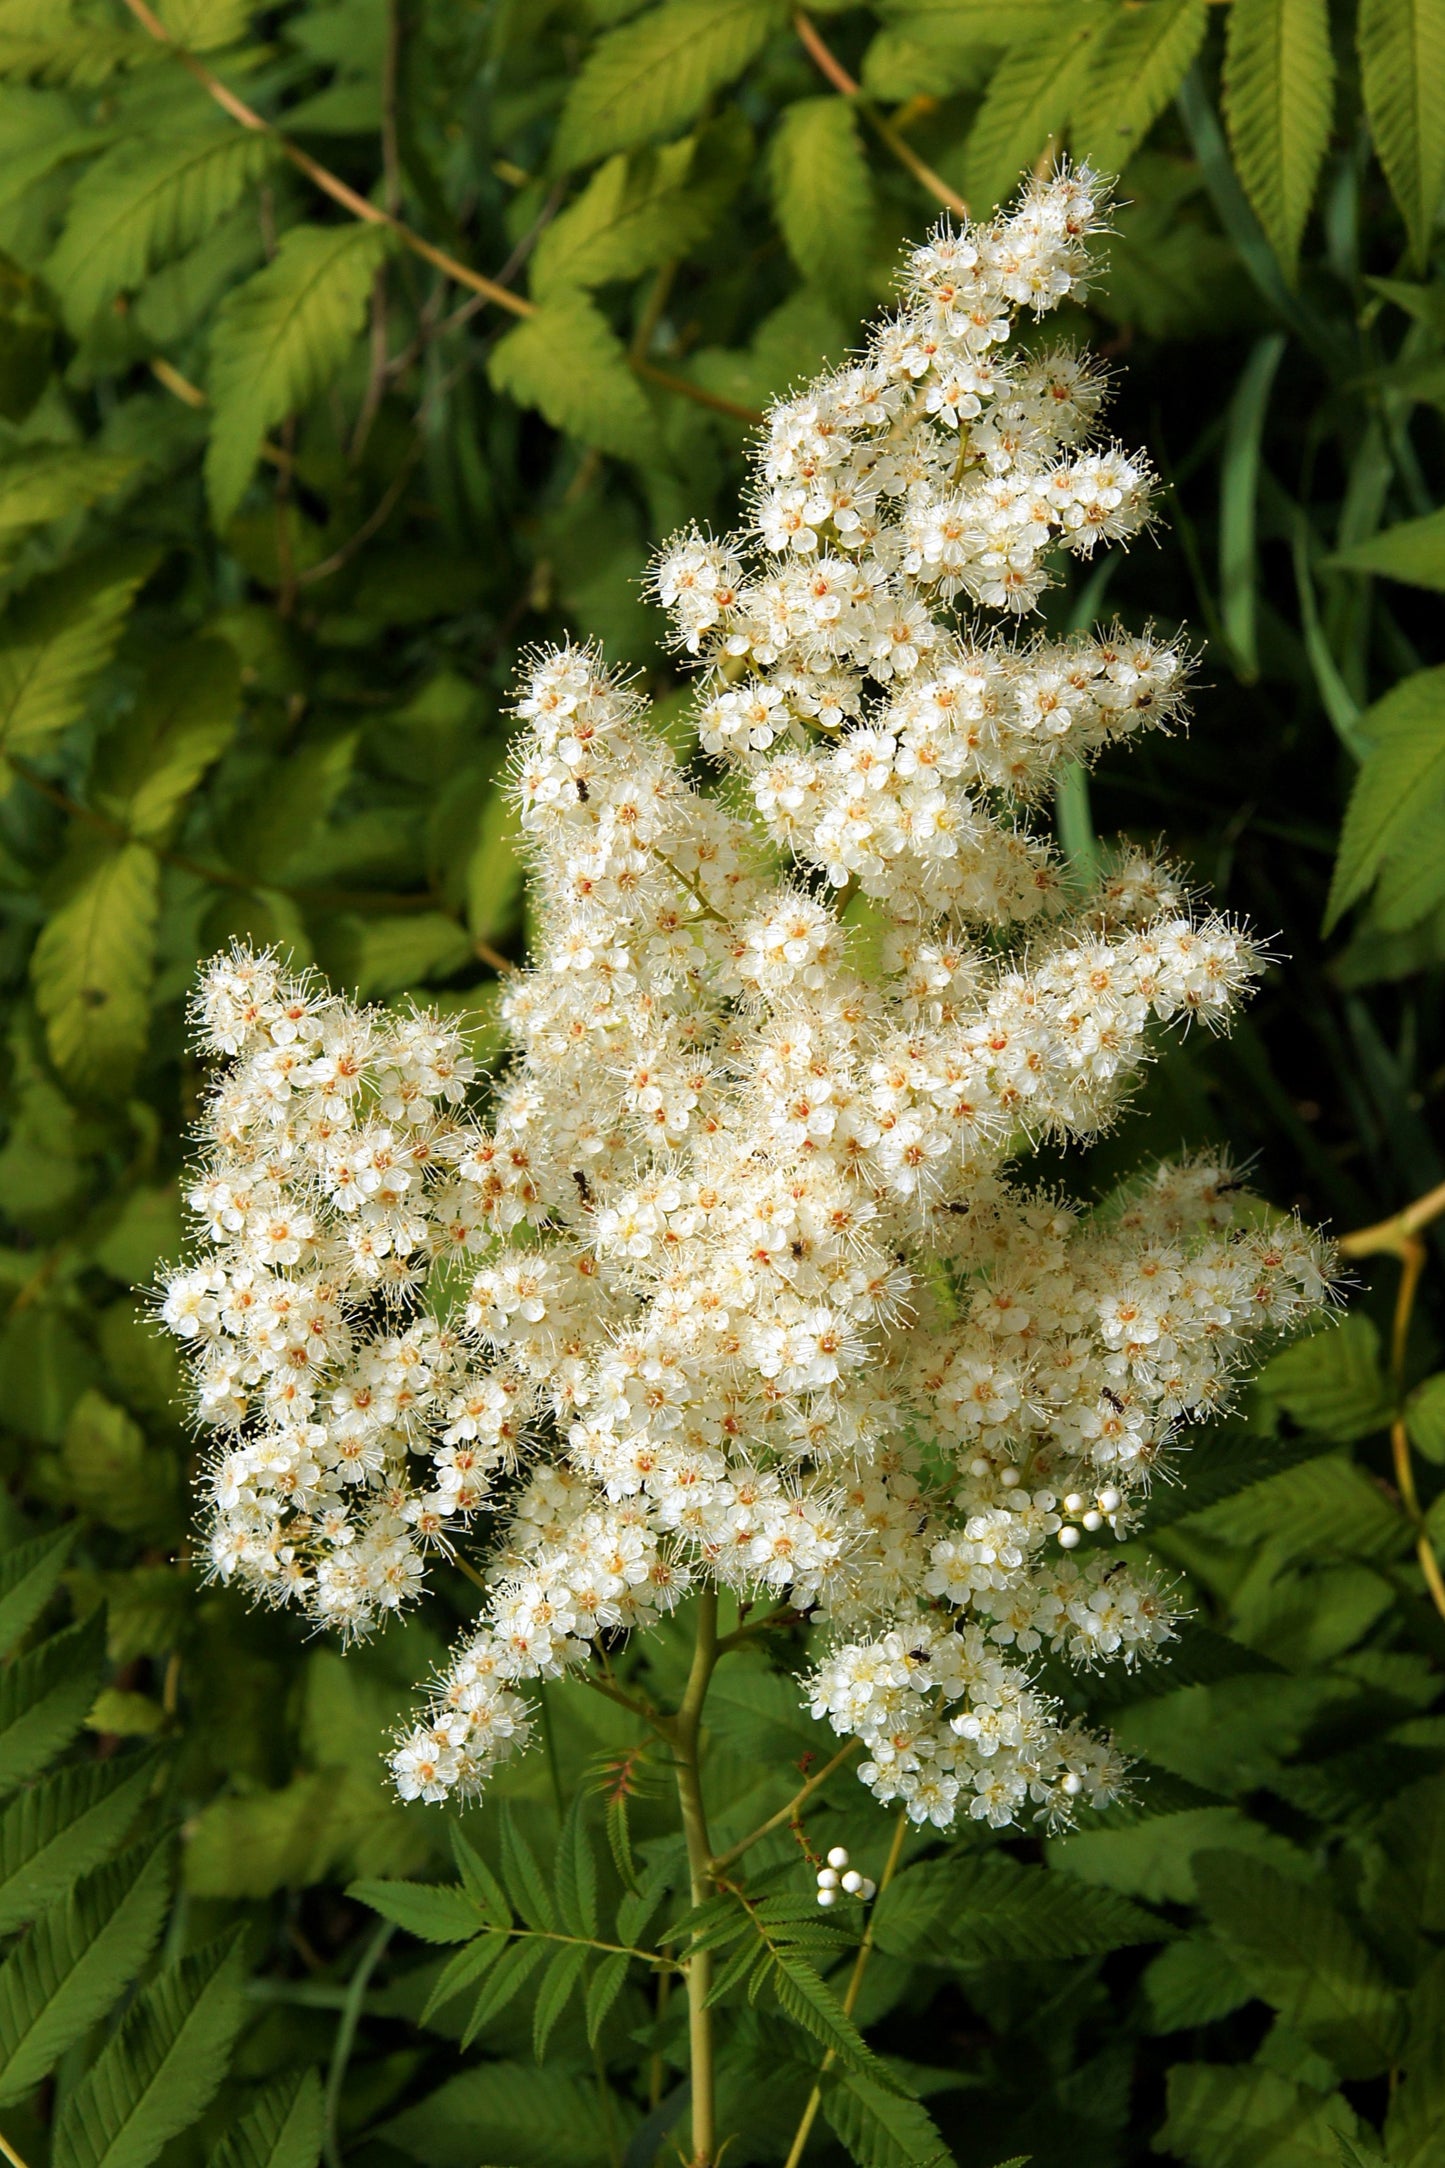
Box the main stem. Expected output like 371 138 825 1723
674 1590 720 2167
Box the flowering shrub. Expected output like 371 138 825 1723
161 168 1332 1850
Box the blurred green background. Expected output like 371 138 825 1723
1 1 1445 2164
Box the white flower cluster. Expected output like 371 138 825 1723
163 168 1332 1830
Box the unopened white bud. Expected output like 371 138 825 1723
817 1885 838 1907
999 1466 1020 1488
1058 1526 1081 1550
1098 1488 1121 1513
826 1846 849 1869
841 1869 864 1893
1060 1772 1084 1796
859 1878 877 1901
1063 1493 1085 1513
1082 1509 1102 1531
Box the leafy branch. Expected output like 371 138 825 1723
116 0 759 428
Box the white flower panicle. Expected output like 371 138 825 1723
163 168 1333 1831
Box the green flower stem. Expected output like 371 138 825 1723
324 1918 394 2168
674 1591 720 2168
780 1810 910 2168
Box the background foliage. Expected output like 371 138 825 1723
0 0 1444 2163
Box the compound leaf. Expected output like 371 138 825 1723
52 1931 249 2168
0 1839 171 2107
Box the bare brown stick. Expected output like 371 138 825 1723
119 0 532 317
793 9 968 219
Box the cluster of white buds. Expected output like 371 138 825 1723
816 1845 876 1907
162 167 1334 1831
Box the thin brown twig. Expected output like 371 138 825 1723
119 0 532 318
793 9 968 219
121 0 764 431
472 937 517 976
296 438 423 586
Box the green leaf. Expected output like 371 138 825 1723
1365 1773 1445 1933
768 98 875 305
0 548 154 761
1219 332 1287 680
1358 0 1445 268
0 1608 107 1793
489 290 658 462
531 1941 588 2059
821 2067 954 2168
1407 1375 1445 1462
964 10 1108 213
1183 1453 1407 1565
0 1839 171 2107
0 448 136 560
460 1938 549 2049
53 1931 249 2168
465 784 522 946
1328 505 1445 590
1222 0 1335 282
1326 667 1445 928
32 837 160 1099
91 635 239 843
1256 1318 1391 1441
1192 1850 1406 2078
1136 1429 1331 1534
418 1932 506 2026
554 0 781 168
379 2060 620 2168
209 2068 324 2168
0 1754 156 1934
1335 2137 1392 2168
59 1390 178 1538
346 1878 485 1944
584 1948 629 2046
449 1827 511 1925
769 1949 905 2091
532 128 737 301
498 1804 556 1932
1380 1949 1445 2163
205 222 390 529
1160 2063 1366 2168
1141 1935 1253 2034
45 127 276 331
1071 0 1209 172
0 1524 75 1657
873 1851 1166 1963
554 1792 598 1940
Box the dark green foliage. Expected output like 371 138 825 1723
0 2 1442 2165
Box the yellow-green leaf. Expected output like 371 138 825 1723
1223 0 1335 282
31 837 160 1097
